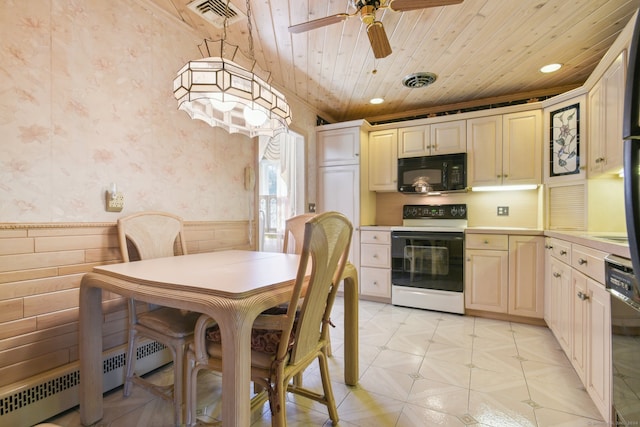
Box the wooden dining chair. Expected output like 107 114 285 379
282 213 316 254
185 211 353 427
117 211 201 426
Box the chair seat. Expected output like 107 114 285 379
138 307 201 338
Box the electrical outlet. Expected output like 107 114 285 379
106 191 124 212
497 206 509 216
308 203 316 213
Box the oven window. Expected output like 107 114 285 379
404 245 449 275
391 232 463 292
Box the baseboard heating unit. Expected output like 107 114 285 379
0 341 170 427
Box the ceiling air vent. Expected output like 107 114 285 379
187 0 246 28
402 72 437 88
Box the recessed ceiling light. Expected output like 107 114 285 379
540 63 562 73
370 98 384 104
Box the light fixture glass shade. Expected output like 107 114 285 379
173 40 292 138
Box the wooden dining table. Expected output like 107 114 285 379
78 250 359 426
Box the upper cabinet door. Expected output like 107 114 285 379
369 129 398 191
430 120 467 154
467 115 503 187
398 125 430 158
588 50 626 176
317 127 360 166
502 109 542 186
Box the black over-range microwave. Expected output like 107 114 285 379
397 153 467 194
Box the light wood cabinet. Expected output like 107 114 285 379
465 247 509 312
548 255 573 354
465 233 543 318
317 122 369 273
467 110 542 187
368 129 398 191
430 120 467 154
586 278 611 422
397 121 466 158
588 50 626 176
317 126 360 166
398 125 430 158
544 237 611 422
508 235 545 318
360 229 391 300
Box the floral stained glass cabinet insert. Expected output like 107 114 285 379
550 103 580 177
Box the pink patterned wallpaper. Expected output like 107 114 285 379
0 0 316 223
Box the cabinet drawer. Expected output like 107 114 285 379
548 238 571 263
572 244 606 283
466 234 508 250
361 230 391 244
361 244 390 267
360 267 391 298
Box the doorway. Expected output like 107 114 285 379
258 130 305 252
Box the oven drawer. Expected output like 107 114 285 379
466 234 508 251
361 243 390 268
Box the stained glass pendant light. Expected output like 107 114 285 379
173 0 291 138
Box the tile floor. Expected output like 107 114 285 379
45 297 605 427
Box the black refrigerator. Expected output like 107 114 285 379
625 12 640 282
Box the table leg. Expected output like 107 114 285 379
342 263 359 386
79 283 104 425
219 312 254 426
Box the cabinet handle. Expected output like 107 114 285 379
373 254 378 258
483 240 489 244
503 174 508 178
595 157 605 163
578 258 587 265
373 235 378 240
560 250 567 255
546 245 553 249
355 153 359 157
577 291 590 301
467 258 471 262
553 272 561 278
497 174 502 178
373 281 378 286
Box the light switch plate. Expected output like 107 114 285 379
106 191 124 212
497 206 509 216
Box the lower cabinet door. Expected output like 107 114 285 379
360 267 391 298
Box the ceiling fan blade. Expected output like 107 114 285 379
367 22 392 59
288 13 350 34
389 0 463 12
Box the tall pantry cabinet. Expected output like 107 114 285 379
316 120 376 274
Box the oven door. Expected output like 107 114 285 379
391 230 464 292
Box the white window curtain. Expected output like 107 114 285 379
258 131 304 251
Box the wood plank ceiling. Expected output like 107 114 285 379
149 0 640 124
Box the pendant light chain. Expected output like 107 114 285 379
246 0 255 61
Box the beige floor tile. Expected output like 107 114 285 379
42 297 606 427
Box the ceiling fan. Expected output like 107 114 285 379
288 0 464 59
